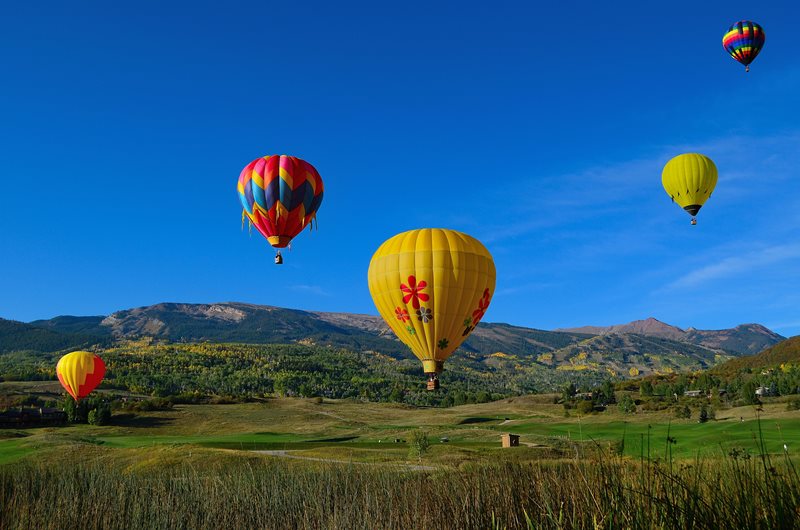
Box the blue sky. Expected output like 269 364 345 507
1 1 799 336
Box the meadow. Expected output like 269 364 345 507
1 392 800 528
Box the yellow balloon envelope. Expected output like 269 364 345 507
367 228 496 389
661 153 718 221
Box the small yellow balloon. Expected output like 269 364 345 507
56 351 106 401
662 153 718 220
367 229 496 387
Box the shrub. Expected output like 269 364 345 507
408 430 430 461
576 400 594 415
618 394 636 414
89 403 111 425
674 405 691 419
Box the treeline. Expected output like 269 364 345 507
0 342 606 407
627 365 800 404
557 363 800 421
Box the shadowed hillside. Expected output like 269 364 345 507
0 318 109 354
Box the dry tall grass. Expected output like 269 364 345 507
1 447 798 529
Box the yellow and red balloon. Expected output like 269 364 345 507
56 351 105 401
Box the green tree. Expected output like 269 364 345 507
475 391 491 404
388 386 404 403
576 400 594 415
740 380 760 405
618 394 636 414
698 405 709 423
89 402 111 425
452 392 467 407
408 430 430 462
62 397 89 423
599 380 616 404
639 380 654 397
674 405 691 419
561 382 577 402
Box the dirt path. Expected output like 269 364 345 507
254 450 435 471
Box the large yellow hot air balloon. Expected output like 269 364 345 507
661 153 718 225
368 229 496 390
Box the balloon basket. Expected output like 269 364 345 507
426 375 440 391
274 251 283 265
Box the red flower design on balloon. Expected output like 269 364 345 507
471 288 492 325
400 275 429 309
395 307 410 322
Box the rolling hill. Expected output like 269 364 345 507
711 335 800 376
0 318 109 354
10 302 784 379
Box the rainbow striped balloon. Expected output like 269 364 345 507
237 155 324 249
722 20 765 72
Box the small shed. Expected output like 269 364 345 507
501 433 519 448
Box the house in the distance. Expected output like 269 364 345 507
0 407 67 428
501 433 520 448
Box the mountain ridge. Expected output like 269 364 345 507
556 317 782 354
3 302 785 379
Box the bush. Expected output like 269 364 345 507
89 403 111 425
125 398 174 412
674 405 691 419
640 397 669 412
408 430 430 461
618 394 636 414
576 400 594 415
787 398 800 411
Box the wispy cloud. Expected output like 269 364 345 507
474 131 800 245
662 243 800 291
289 284 331 297
475 156 661 244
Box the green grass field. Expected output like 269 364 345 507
2 394 799 467
2 394 799 529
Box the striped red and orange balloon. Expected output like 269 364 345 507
722 20 765 72
237 155 324 250
56 351 106 401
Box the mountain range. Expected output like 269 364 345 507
0 302 786 379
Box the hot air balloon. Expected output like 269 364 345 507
723 20 765 72
56 351 106 401
661 153 718 225
368 229 496 390
237 155 324 264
